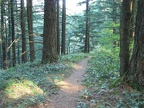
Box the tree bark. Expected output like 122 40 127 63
27 0 35 62
42 0 58 63
21 0 27 62
61 0 66 54
56 0 60 54
1 1 7 69
129 0 144 88
84 0 90 53
8 0 12 67
120 0 131 77
11 0 16 66
129 0 136 39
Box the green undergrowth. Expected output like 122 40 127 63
60 53 87 63
0 53 87 108
78 48 144 108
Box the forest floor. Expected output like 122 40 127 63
1 52 143 108
29 57 90 108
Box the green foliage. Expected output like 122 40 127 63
33 3 44 34
60 53 88 63
0 53 87 107
76 102 87 108
81 47 144 107
83 48 120 88
0 62 63 107
116 93 144 108
99 22 120 50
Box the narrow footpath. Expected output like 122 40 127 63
47 57 89 108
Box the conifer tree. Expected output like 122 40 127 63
42 0 58 63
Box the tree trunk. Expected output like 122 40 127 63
21 0 27 62
5 15 10 69
112 0 118 48
27 0 35 62
61 0 66 54
11 0 16 66
42 0 58 63
56 0 60 54
84 0 90 53
8 0 12 67
129 0 144 88
1 1 7 69
15 0 20 64
112 0 117 34
129 0 137 39
120 0 131 77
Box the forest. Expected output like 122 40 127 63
0 0 144 107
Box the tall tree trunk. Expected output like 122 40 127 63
11 0 16 66
129 0 137 39
21 0 27 62
129 0 144 88
112 0 117 34
61 0 66 54
112 0 117 48
1 1 7 69
27 0 35 62
120 0 131 77
8 0 12 67
56 0 60 54
129 0 137 61
84 0 90 53
5 16 10 68
42 0 58 63
15 0 20 64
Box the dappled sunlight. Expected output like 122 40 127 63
73 63 83 70
52 61 86 94
55 81 84 94
53 63 85 94
5 80 43 99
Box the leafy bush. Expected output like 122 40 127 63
83 47 120 89
81 47 144 107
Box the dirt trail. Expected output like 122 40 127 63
47 57 89 108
